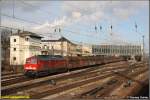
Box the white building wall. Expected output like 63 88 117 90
10 36 21 65
10 35 41 65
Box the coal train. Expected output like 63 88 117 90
24 55 124 77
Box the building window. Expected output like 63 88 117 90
13 57 16 61
14 48 16 51
25 38 29 41
14 39 16 42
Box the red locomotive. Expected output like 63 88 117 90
24 55 123 77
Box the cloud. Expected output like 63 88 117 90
1 0 52 13
61 1 148 22
111 1 148 20
72 11 81 19
31 16 79 36
32 16 68 32
30 1 148 40
1 0 148 42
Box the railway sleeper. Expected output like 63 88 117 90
106 79 118 85
82 87 104 97
82 79 119 98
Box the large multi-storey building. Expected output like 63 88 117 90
10 31 42 65
41 37 80 56
92 44 143 57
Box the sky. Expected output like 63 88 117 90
0 0 149 53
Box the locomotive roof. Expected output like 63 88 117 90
36 55 64 60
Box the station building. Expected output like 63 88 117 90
41 37 81 56
10 31 42 65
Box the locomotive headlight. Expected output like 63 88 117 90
25 66 36 70
32 67 36 70
29 66 31 69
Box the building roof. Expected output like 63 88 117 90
93 44 142 47
42 36 76 45
12 31 43 38
21 31 43 38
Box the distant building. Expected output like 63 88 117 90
92 44 143 57
41 37 80 56
10 31 42 65
82 45 92 56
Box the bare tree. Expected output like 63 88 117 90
1 28 12 71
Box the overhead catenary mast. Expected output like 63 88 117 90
134 22 145 61
110 24 113 36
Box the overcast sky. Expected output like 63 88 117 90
0 0 149 52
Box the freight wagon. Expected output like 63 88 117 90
24 55 123 77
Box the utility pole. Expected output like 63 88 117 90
142 35 145 61
13 0 15 18
49 33 52 55
61 37 63 56
58 27 63 56
81 42 83 56
134 22 145 61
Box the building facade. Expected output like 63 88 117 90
82 45 92 56
41 37 80 56
92 44 143 56
10 31 42 65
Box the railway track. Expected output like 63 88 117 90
2 73 24 80
77 67 148 99
42 64 148 99
2 71 17 76
1 61 143 87
2 61 145 99
2 61 129 95
1 61 127 87
1 76 32 86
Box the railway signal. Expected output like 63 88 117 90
54 29 57 32
110 25 113 36
59 28 61 32
100 25 102 31
135 22 138 32
95 25 97 33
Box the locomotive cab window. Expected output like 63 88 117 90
26 58 37 64
30 58 37 64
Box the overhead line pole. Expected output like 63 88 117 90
142 35 145 61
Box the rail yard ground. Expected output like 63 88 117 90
1 60 149 99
